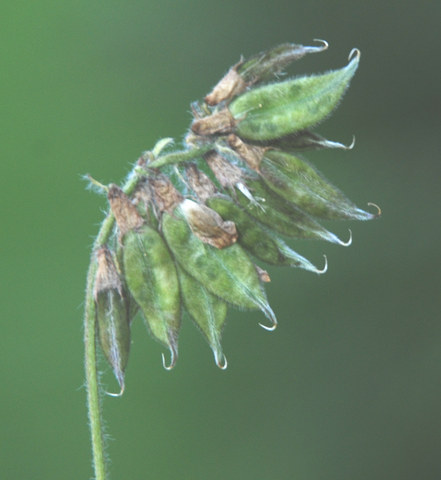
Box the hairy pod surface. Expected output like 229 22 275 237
94 247 130 391
86 42 379 388
204 41 328 106
229 50 359 141
123 225 180 367
206 194 322 272
233 176 348 244
260 151 374 220
237 41 329 86
177 265 227 368
162 209 277 328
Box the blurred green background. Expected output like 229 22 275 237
1 1 440 479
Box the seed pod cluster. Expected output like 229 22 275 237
89 41 379 389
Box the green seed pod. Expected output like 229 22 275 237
204 41 328 106
123 225 181 369
238 40 329 85
162 209 277 330
115 244 140 323
206 194 326 273
233 176 352 244
229 49 360 141
93 246 130 394
260 150 375 221
177 265 228 369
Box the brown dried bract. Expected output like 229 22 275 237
108 184 144 240
227 134 267 171
132 177 153 219
205 151 244 189
181 199 237 249
204 60 247 106
149 174 183 214
185 163 217 202
191 108 237 136
94 246 123 300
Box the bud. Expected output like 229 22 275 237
123 225 181 369
162 210 277 330
229 50 360 141
180 199 237 249
260 150 375 220
93 246 130 392
177 265 228 369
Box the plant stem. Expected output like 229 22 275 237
83 168 150 479
84 257 106 480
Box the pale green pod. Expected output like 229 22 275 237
94 247 130 393
261 150 375 221
177 265 228 368
229 50 360 141
115 243 139 324
95 290 130 392
206 195 325 273
123 225 181 368
204 41 328 106
238 41 329 84
233 177 352 244
162 209 277 330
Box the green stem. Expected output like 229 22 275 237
148 144 213 168
83 169 146 479
84 257 106 480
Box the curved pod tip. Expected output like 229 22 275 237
161 348 177 371
367 202 382 217
312 38 329 51
348 48 361 63
215 352 228 370
259 317 278 332
105 384 125 398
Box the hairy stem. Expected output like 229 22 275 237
84 258 106 480
84 169 146 479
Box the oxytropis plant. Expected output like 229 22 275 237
84 40 379 479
